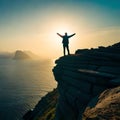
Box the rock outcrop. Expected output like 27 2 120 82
53 42 120 120
83 86 120 120
23 42 120 120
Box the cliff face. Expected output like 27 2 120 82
23 42 120 120
53 42 120 120
83 86 120 120
23 89 58 120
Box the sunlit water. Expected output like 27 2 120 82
0 59 57 120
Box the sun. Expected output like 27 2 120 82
48 21 74 43
36 19 77 58
55 25 72 35
48 20 74 35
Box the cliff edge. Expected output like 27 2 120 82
53 42 120 120
23 42 120 120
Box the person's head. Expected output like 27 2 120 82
65 32 67 36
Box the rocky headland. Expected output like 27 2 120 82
13 50 31 60
23 42 120 120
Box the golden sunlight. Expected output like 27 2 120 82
37 20 78 57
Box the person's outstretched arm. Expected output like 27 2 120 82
68 33 76 38
57 33 63 38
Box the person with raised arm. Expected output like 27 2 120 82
57 32 76 56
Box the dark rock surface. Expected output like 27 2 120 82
23 42 120 120
53 42 120 120
23 89 58 120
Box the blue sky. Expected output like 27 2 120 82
0 0 120 26
0 0 120 58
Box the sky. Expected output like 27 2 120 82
0 0 120 58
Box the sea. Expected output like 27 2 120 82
0 58 57 120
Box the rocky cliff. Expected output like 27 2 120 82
23 89 58 120
83 86 120 120
23 42 120 120
53 42 120 120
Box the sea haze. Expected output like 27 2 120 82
0 59 57 120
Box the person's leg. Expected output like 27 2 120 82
63 46 65 56
66 45 70 55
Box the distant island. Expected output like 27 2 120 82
0 52 14 59
13 50 31 60
0 50 40 60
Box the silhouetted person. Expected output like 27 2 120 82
57 32 76 56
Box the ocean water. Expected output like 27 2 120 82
0 59 57 120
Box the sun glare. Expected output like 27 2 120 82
56 26 72 35
48 21 75 43
40 22 75 57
